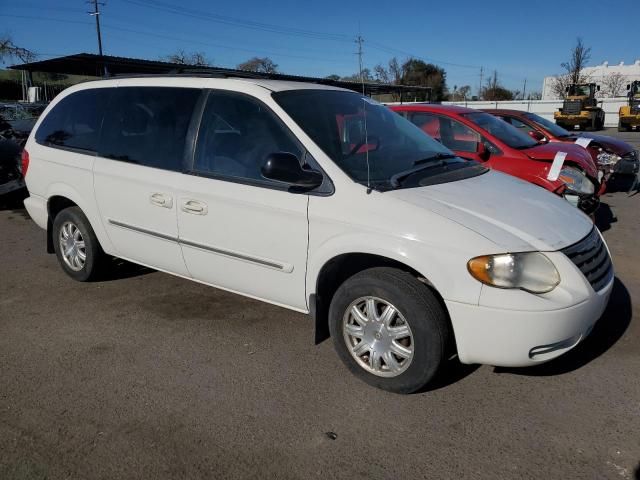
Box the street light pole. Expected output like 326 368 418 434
88 0 106 75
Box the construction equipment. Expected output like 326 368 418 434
618 81 640 132
554 83 605 131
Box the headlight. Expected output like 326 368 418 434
596 151 621 166
467 252 560 293
558 167 595 195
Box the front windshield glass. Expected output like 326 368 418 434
524 112 571 137
462 111 538 149
568 84 591 96
273 89 485 188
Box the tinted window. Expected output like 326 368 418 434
194 91 303 182
98 87 200 171
409 112 481 153
462 112 537 150
35 89 108 152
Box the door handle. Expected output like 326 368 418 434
150 193 173 209
181 200 208 215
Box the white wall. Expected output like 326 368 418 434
442 98 627 127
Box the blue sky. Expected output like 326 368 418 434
1 0 637 95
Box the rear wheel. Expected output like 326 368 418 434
52 207 106 281
329 267 451 394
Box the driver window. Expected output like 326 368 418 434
194 91 303 182
505 117 536 135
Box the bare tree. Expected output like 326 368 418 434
528 91 542 100
551 38 592 99
482 70 513 101
0 35 36 64
164 49 211 66
603 72 626 97
237 57 278 74
373 64 390 83
449 85 471 101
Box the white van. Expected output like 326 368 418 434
22 76 613 393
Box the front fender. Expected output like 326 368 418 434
306 231 483 306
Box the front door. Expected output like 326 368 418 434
176 90 310 311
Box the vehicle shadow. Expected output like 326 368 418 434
594 201 616 232
635 463 640 480
416 360 481 394
99 257 155 282
606 174 639 195
493 277 631 377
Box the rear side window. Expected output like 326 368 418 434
98 87 201 171
35 89 108 152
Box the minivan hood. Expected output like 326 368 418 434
388 170 593 252
524 143 598 178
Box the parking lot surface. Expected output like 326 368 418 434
1 129 639 479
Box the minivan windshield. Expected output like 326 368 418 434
523 112 572 138
273 89 486 189
462 111 538 150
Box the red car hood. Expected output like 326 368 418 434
523 143 598 178
560 133 634 156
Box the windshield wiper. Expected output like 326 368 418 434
389 153 457 188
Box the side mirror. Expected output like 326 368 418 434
627 84 631 90
476 141 490 161
528 130 546 142
261 152 323 190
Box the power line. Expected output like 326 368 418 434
118 0 353 42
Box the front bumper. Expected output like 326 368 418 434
446 275 613 366
445 240 614 367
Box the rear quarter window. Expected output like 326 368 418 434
35 89 108 152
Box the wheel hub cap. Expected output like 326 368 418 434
342 296 414 378
58 221 86 272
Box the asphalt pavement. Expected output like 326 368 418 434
1 129 639 479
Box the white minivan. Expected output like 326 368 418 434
22 76 614 393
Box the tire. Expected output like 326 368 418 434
618 121 625 132
328 267 451 394
52 206 105 281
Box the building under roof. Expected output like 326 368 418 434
10 53 431 101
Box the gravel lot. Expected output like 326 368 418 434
1 129 639 480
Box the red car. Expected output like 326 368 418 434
484 109 639 177
391 104 601 214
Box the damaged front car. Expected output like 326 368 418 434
0 117 26 196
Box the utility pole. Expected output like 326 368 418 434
356 34 365 94
88 0 106 75
522 78 527 100
478 66 483 100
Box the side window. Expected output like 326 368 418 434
437 117 480 153
506 116 536 134
35 89 108 152
409 112 442 141
98 87 200 171
194 91 303 183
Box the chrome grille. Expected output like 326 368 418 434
561 228 613 292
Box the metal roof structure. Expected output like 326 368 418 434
10 53 431 100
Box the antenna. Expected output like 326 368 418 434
355 33 371 193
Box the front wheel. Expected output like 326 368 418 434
329 267 451 394
52 206 106 281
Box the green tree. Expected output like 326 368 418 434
400 59 447 101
